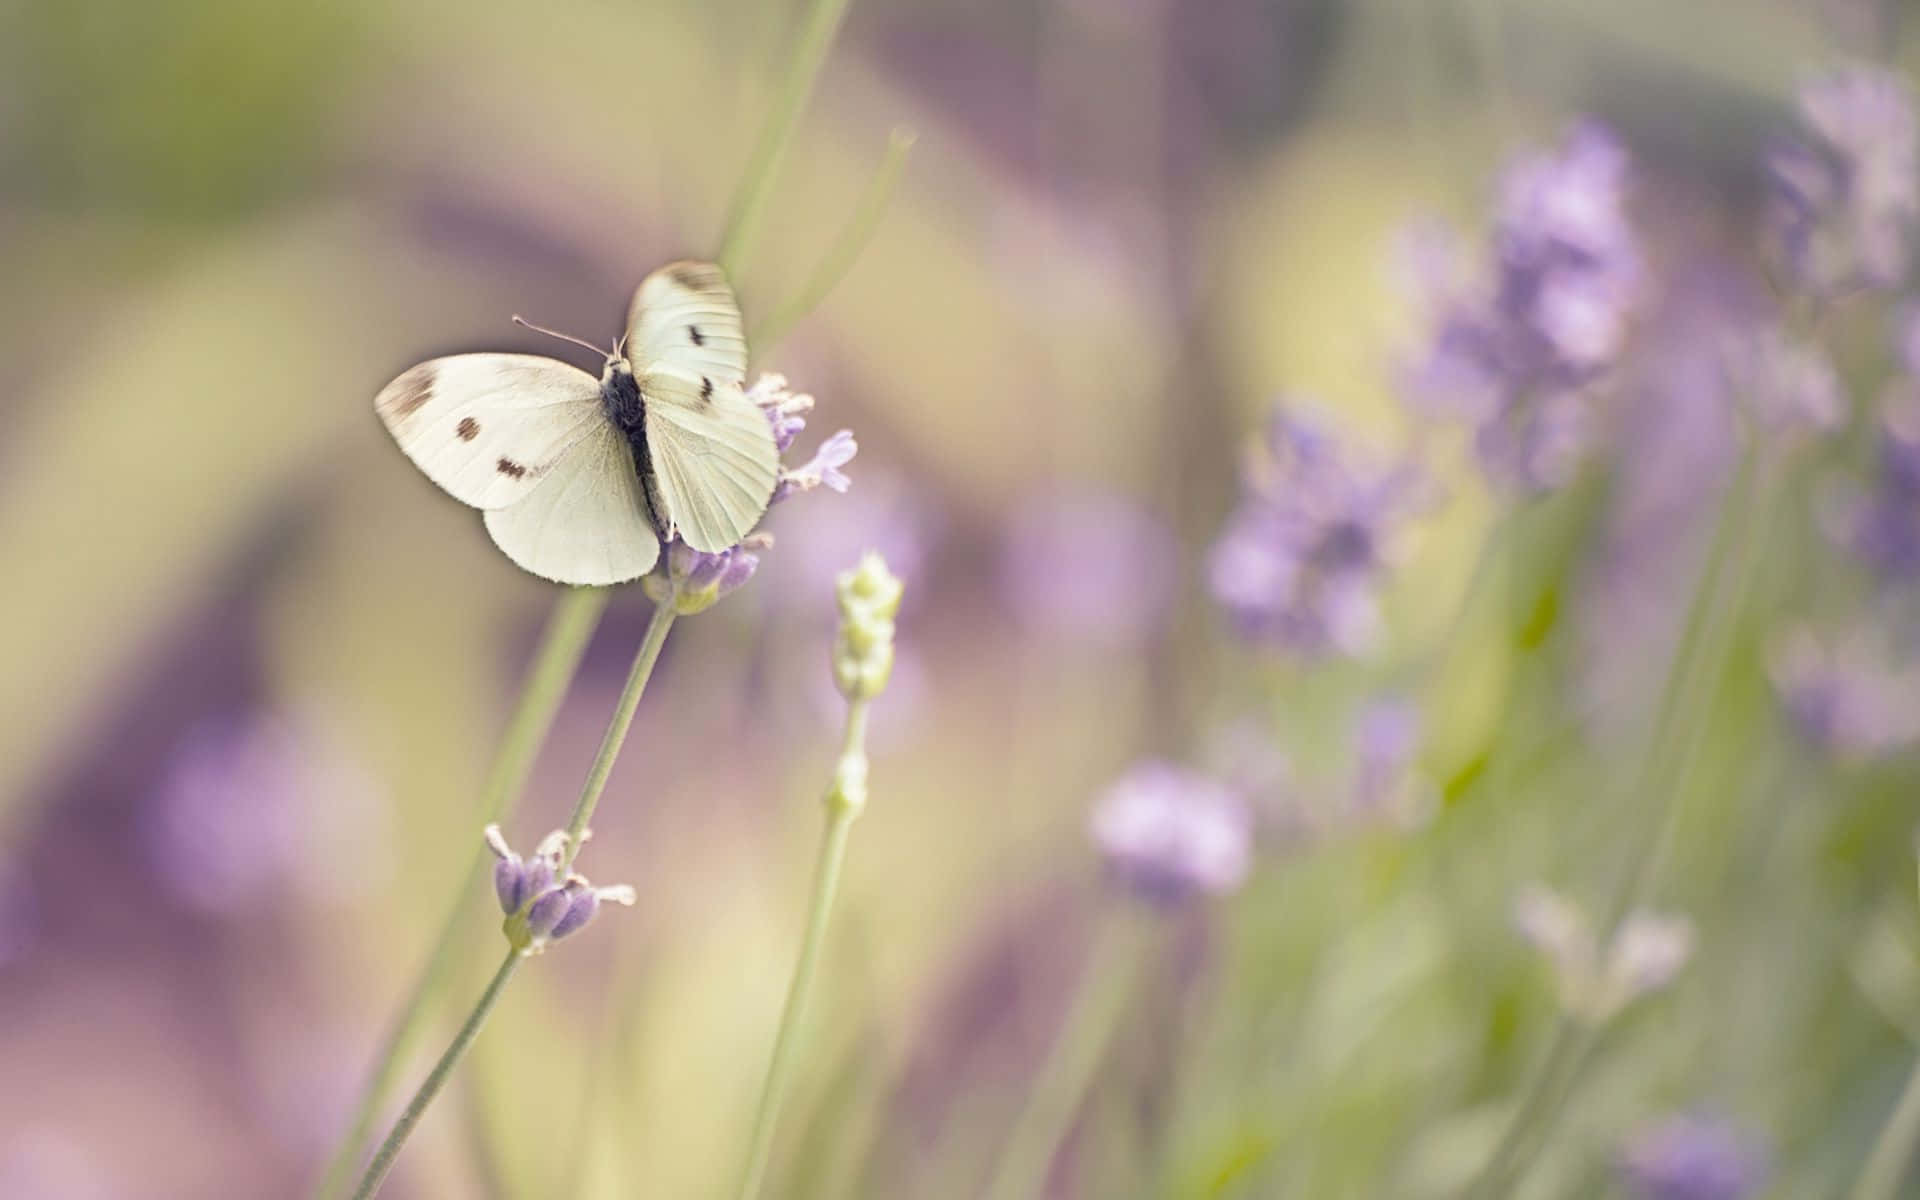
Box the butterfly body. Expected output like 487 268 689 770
374 261 779 587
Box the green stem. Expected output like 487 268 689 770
750 127 917 347
734 697 871 1200
1463 449 1763 1200
560 601 677 868
350 949 524 1200
715 0 857 276
1854 1055 1920 1200
982 915 1143 1200
315 586 608 1199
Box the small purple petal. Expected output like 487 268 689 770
548 888 599 941
492 857 527 915
524 886 573 940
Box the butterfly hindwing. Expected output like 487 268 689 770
625 261 748 387
374 353 605 510
641 365 779 553
483 419 661 585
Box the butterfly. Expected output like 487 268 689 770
373 261 779 586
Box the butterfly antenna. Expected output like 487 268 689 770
512 315 610 358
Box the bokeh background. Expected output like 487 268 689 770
4 0 1919 1196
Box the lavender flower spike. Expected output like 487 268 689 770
1514 884 1693 1023
1618 1113 1769 1200
484 825 633 954
1091 762 1252 906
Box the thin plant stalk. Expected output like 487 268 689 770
335 0 862 1182
347 603 678 1198
560 601 676 866
982 914 1144 1200
734 696 871 1200
350 949 524 1200
1462 447 1763 1199
750 127 917 347
1856 1057 1920 1200
317 586 609 1199
715 0 857 275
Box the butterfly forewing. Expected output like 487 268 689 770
625 261 748 387
374 354 605 510
482 420 661 585
641 366 779 553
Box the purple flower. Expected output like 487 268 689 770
1718 324 1845 436
774 429 858 503
1090 762 1251 905
144 712 387 915
1000 490 1177 650
1769 628 1920 760
1767 64 1919 294
645 372 857 612
1826 390 1920 581
1401 123 1642 492
483 824 633 953
1208 408 1425 657
1347 697 1431 827
1619 1113 1768 1200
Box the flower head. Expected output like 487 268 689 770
644 372 856 613
1208 408 1425 656
1618 1113 1769 1200
1514 884 1693 1023
1769 627 1920 760
484 824 634 954
832 551 904 703
1767 64 1919 294
1401 122 1642 493
1091 763 1251 905
1000 491 1176 650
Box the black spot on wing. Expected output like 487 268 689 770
456 417 480 441
496 457 527 479
699 376 714 403
688 325 705 346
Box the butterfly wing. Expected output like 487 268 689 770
482 420 661 585
375 353 605 510
641 365 779 553
625 260 748 387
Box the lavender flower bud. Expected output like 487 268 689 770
484 826 633 954
1514 885 1691 1023
646 536 770 616
775 429 858 504
1618 1113 1768 1200
1091 763 1251 906
833 552 904 702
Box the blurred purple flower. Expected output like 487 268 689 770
1514 884 1693 1022
1208 408 1425 657
1401 123 1642 492
1825 389 1920 581
1347 696 1432 827
774 429 858 503
766 469 939 621
144 711 388 915
1091 762 1251 905
1769 628 1920 760
1001 491 1177 650
1618 1113 1769 1200
1767 64 1918 294
1718 324 1845 436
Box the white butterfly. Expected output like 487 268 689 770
373 261 780 586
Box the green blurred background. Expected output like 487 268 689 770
2 0 1916 1196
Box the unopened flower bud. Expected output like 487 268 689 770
483 826 633 954
833 552 904 701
